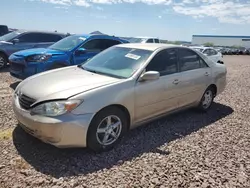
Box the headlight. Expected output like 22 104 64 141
26 54 51 62
31 100 81 117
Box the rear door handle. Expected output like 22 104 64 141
205 72 210 76
173 79 179 85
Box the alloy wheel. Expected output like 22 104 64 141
0 56 5 68
96 115 122 146
202 90 213 109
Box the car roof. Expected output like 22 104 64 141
191 46 214 50
15 30 66 36
116 43 180 51
73 34 128 42
135 36 159 39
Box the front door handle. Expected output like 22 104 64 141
205 72 210 76
173 79 179 85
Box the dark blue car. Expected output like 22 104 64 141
0 30 66 69
9 34 129 79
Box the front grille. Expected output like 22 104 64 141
19 94 36 110
10 63 24 72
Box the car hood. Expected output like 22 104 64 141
17 66 120 104
13 48 66 57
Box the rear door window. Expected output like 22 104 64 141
81 39 103 51
211 49 218 55
178 48 206 72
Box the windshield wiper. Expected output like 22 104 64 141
77 66 125 79
77 66 97 73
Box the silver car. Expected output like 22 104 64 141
12 43 227 152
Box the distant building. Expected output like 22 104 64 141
192 35 250 47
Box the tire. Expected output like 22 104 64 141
0 53 7 69
87 107 128 152
197 86 215 112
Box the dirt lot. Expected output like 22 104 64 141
0 56 250 188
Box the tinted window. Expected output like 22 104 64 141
199 58 208 68
203 49 211 55
82 39 121 51
0 31 21 42
102 39 121 49
18 33 41 43
18 33 62 43
40 34 63 42
179 49 201 71
82 39 103 51
146 49 178 76
154 39 160 43
146 39 154 43
211 49 218 55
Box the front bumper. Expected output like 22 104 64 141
9 61 46 80
12 94 94 148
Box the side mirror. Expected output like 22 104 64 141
75 48 86 56
12 38 19 44
139 71 160 82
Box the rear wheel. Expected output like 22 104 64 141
87 107 128 152
0 53 7 69
197 87 215 112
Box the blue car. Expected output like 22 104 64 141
9 34 129 79
0 30 66 69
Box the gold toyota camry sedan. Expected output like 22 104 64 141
12 43 227 152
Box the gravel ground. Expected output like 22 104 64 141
0 56 250 188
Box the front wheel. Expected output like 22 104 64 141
0 54 7 69
197 87 215 112
87 107 128 152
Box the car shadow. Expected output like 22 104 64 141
13 102 233 178
0 66 9 73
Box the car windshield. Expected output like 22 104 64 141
49 35 86 51
81 46 152 79
0 31 21 42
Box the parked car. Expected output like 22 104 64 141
12 43 227 152
0 25 9 37
0 30 66 69
226 49 233 55
220 48 229 55
128 37 160 43
190 46 224 64
243 49 250 55
9 34 129 79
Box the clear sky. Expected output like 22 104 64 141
1 0 250 41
